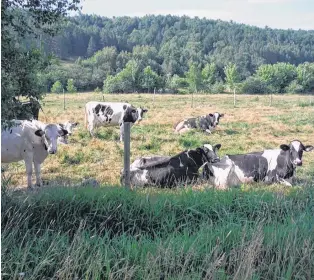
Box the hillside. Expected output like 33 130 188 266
43 14 314 78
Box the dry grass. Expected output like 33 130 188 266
4 92 314 188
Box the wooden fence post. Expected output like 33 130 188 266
63 88 65 110
153 87 156 105
123 122 131 189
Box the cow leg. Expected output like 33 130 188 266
119 123 124 142
24 156 33 188
34 162 43 187
205 129 212 134
88 124 95 137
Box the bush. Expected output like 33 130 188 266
241 77 269 94
51 80 63 93
285 80 304 93
66 79 77 93
209 82 225 94
94 86 101 93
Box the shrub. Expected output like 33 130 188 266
51 80 63 93
66 79 77 93
210 82 225 94
285 80 304 93
241 77 269 94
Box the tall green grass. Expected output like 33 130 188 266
2 185 314 279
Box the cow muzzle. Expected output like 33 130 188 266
293 159 302 166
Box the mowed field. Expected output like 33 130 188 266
5 92 314 188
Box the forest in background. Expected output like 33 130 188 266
36 14 314 94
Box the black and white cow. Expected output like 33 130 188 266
122 144 221 188
202 140 314 189
85 101 148 141
1 120 68 188
57 121 79 144
174 112 224 134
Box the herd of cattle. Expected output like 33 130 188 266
1 100 313 189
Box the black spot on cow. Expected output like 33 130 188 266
24 150 26 152
94 104 114 122
123 105 127 110
10 129 12 134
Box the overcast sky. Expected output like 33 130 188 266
79 0 314 30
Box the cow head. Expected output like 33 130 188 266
199 143 221 163
35 124 68 154
136 107 148 123
58 121 79 136
280 140 314 166
210 112 224 127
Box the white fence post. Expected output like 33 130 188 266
123 122 131 189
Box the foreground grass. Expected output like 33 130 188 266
2 185 314 279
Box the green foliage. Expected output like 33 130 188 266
66 79 77 93
241 76 269 94
210 82 225 94
140 66 160 93
296 62 314 92
201 63 219 91
224 63 239 91
286 80 304 93
255 63 297 93
51 80 64 93
186 63 202 93
1 0 81 122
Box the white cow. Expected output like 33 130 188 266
1 120 68 188
85 101 148 141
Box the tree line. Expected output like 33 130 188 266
41 14 314 80
47 45 314 94
2 7 314 121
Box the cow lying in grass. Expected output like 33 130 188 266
122 144 221 188
202 140 314 189
174 113 224 134
1 120 68 188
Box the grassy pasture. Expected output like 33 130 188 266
2 93 314 279
4 92 314 188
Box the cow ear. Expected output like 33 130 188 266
280 144 290 151
220 114 224 117
143 108 148 113
58 129 68 136
208 113 214 117
58 123 64 128
304 145 314 152
73 122 79 126
214 144 221 151
34 129 45 137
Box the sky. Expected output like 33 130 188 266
79 0 314 30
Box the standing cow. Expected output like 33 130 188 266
1 120 68 188
85 101 148 141
122 144 221 188
174 112 224 134
202 140 314 189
